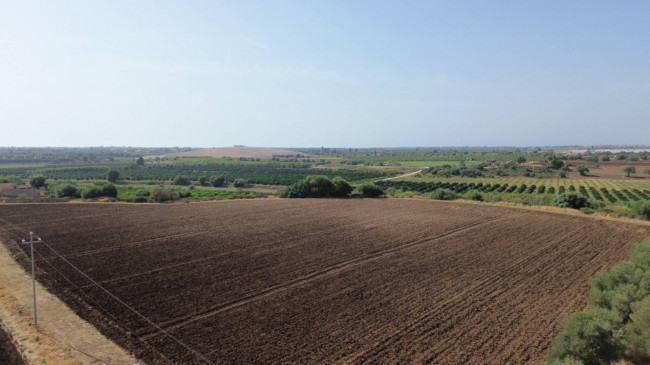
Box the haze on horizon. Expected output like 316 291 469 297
1 1 649 148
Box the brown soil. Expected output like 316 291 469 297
569 160 650 180
0 325 24 365
151 147 301 160
0 200 648 364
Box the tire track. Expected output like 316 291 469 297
141 212 519 339
344 220 589 364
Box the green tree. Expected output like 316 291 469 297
623 166 636 177
56 184 79 198
553 193 593 210
106 169 120 183
29 176 46 189
550 157 565 170
332 176 352 197
136 157 145 166
173 175 191 186
198 176 208 186
430 188 457 200
233 178 248 188
353 184 384 198
644 168 650 176
601 156 611 162
514 156 526 164
211 176 225 187
576 165 589 176
101 184 118 198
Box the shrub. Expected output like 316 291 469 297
211 176 226 187
81 186 103 199
173 175 191 186
547 308 625 365
353 184 384 198
553 193 594 210
332 177 353 197
29 176 46 189
101 184 118 198
198 176 208 186
640 201 650 220
56 184 79 198
151 187 178 202
106 170 120 183
281 175 349 198
602 156 611 162
576 165 589 176
430 188 457 200
233 178 248 188
466 191 483 201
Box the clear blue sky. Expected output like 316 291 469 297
1 1 649 147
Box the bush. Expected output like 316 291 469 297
56 184 79 198
641 201 650 220
101 184 118 198
173 175 191 186
106 170 120 183
353 184 384 198
547 308 625 365
233 178 248 188
623 166 636 178
81 186 103 199
281 176 356 198
466 191 483 201
430 188 457 200
198 176 208 186
151 187 178 202
29 176 46 189
211 176 226 187
332 177 353 197
553 193 594 210
576 165 589 176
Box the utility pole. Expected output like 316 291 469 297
21 232 41 330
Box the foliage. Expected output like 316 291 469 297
106 169 120 183
550 156 565 169
547 308 625 365
198 176 208 186
466 191 483 201
353 184 385 198
233 178 248 188
623 166 636 177
553 193 594 210
80 183 118 199
644 168 650 176
211 176 226 187
281 175 354 198
430 188 457 200
173 175 191 186
576 165 589 176
514 156 526 163
56 184 79 198
548 237 650 364
136 157 145 166
29 176 46 189
640 201 650 220
151 187 179 202
101 184 118 198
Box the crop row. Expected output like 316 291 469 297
380 180 650 203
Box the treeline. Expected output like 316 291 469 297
548 237 650 364
24 164 391 185
281 176 384 198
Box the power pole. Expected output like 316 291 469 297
21 232 41 330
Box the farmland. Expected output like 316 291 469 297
0 200 648 364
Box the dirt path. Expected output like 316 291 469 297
0 241 139 364
380 169 423 181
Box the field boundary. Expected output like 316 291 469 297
0 239 139 364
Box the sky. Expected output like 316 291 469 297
1 1 649 148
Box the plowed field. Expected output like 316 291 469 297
0 200 648 364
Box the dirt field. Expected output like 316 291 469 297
572 160 650 180
152 147 301 160
0 200 648 364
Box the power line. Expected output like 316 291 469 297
0 218 215 365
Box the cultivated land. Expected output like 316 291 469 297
0 200 649 364
151 147 301 160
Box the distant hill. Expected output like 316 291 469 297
151 147 303 160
